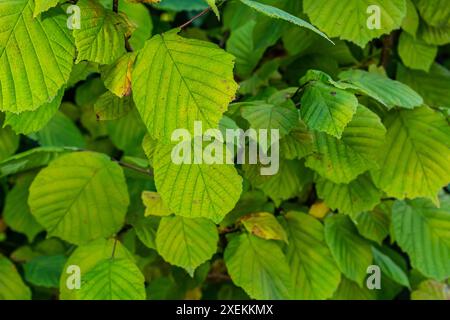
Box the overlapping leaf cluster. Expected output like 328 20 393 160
0 0 449 300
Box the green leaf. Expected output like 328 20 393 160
371 246 410 288
60 238 134 300
224 233 292 299
306 105 386 184
133 30 238 142
332 276 376 300
238 0 332 43
354 202 391 245
0 147 70 178
29 151 130 245
73 0 128 64
397 63 450 109
156 215 218 276
94 92 134 121
23 255 66 288
316 174 382 218
300 81 358 138
142 191 171 217
153 142 242 223
240 101 298 137
282 212 341 300
241 212 288 242
205 0 220 19
402 0 419 36
79 258 146 300
119 0 153 50
0 255 31 300
0 126 19 162
338 69 423 109
4 89 64 135
0 1 75 113
371 107 450 204
33 0 62 17
3 174 43 242
279 120 314 160
392 199 450 281
398 32 437 72
155 0 207 11
324 214 373 286
243 159 312 206
100 53 136 98
29 112 86 148
226 21 265 78
129 214 159 250
416 0 450 27
304 0 406 47
411 280 450 300
418 22 450 46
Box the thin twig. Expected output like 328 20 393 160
178 7 211 29
115 160 153 176
111 238 118 259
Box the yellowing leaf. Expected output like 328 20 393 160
241 212 288 242
142 191 171 217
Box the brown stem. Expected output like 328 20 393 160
115 160 153 176
112 0 119 13
178 7 211 29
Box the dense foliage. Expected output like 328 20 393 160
0 0 449 300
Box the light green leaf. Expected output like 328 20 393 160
73 0 128 64
153 142 242 223
156 215 218 276
306 105 386 184
205 0 220 19
402 0 419 36
60 238 134 300
411 280 450 300
398 32 437 72
371 106 450 204
392 199 450 281
3 174 43 242
301 81 358 138
282 212 341 300
142 191 171 217
0 255 31 300
79 258 145 300
239 0 331 43
23 255 66 288
33 0 62 17
372 246 410 288
338 69 423 109
304 0 406 47
133 30 238 142
0 1 75 113
119 0 153 50
324 214 373 286
224 233 292 299
397 63 450 109
316 174 382 218
100 53 136 98
241 212 288 242
4 89 64 135
29 152 130 245
0 126 19 162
